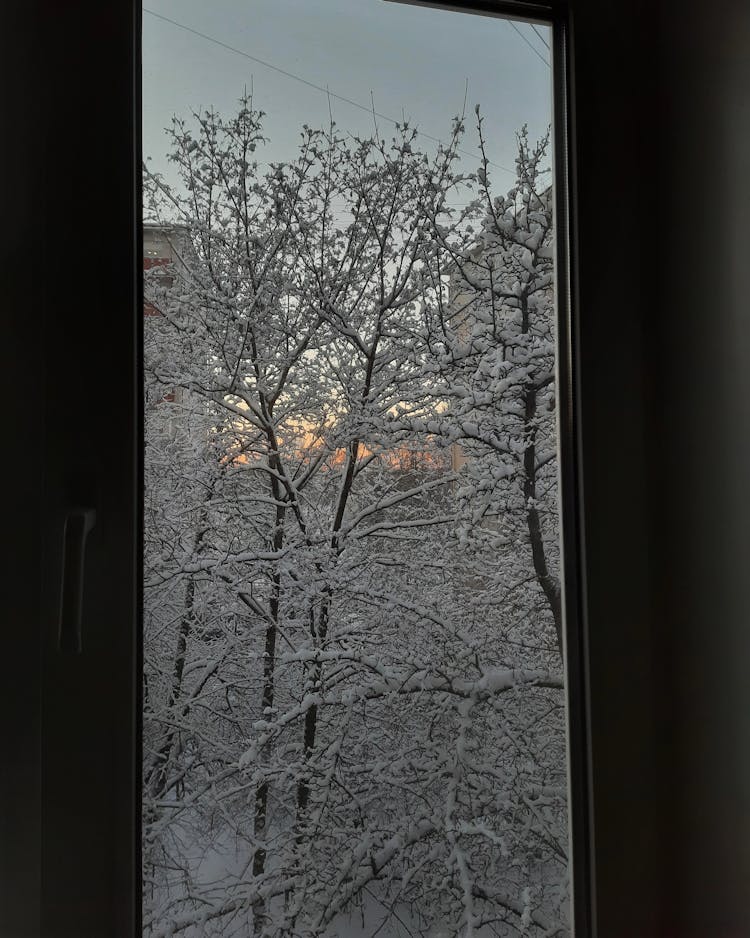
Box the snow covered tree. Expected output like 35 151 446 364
142 99 567 938
417 117 560 655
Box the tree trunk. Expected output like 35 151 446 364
520 294 563 657
252 458 286 935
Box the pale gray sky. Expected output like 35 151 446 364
142 0 552 197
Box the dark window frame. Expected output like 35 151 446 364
7 2 750 937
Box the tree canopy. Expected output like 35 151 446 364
142 98 566 938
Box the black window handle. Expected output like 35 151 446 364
59 507 96 654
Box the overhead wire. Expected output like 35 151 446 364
529 22 551 51
506 19 551 69
142 7 521 176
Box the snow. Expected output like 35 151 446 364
143 101 568 938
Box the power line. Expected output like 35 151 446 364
507 19 550 69
529 23 551 51
142 7 517 177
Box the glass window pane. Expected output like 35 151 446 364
142 4 567 936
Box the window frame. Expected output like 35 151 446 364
14 1 750 937
140 4 594 935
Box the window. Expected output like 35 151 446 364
20 3 750 938
141 3 586 937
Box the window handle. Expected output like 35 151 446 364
59 507 96 654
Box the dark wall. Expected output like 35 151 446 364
572 2 750 935
656 3 750 935
2 2 750 937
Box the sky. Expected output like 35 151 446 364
142 0 552 203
